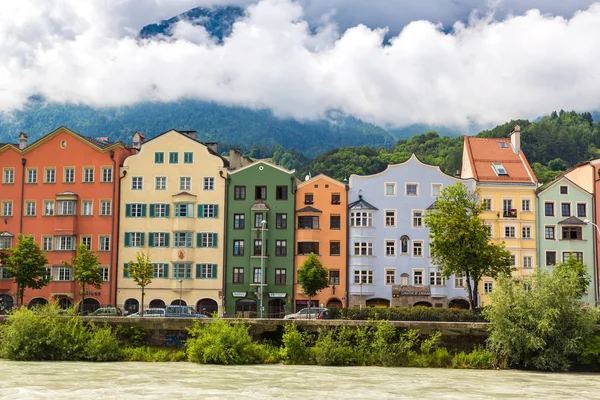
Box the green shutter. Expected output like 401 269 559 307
197 232 203 248
148 232 155 247
125 204 132 217
164 233 170 247
198 204 204 218
212 233 218 248
165 204 170 217
141 204 147 217
164 264 169 278
196 264 202 279
213 204 219 218
124 233 131 247
211 264 217 279
149 204 156 217
140 233 145 247
123 263 130 278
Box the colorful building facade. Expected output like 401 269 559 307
0 127 131 309
294 174 348 311
224 161 296 317
116 130 228 315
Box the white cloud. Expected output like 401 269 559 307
0 0 600 128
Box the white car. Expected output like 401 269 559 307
284 307 328 320
126 308 166 318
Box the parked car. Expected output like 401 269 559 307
126 308 166 318
284 307 328 320
316 309 330 320
165 305 208 318
89 307 122 317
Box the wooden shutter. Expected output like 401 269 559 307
149 204 156 217
197 204 204 218
213 204 219 218
123 263 130 278
165 204 170 217
196 233 203 248
196 264 202 279
212 233 218 248
211 264 217 279
124 232 131 247
140 233 145 247
164 233 170 247
125 204 132 217
141 204 147 217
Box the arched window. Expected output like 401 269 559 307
400 235 409 254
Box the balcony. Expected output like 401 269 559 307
503 209 518 218
54 215 77 235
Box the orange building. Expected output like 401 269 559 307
294 174 347 311
0 127 131 310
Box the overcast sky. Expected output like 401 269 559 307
1 0 599 128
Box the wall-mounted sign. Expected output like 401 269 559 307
232 292 247 298
85 291 101 296
269 293 287 298
178 250 185 260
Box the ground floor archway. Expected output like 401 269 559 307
149 299 166 309
57 297 72 309
28 297 48 308
268 299 285 318
327 298 343 308
366 298 390 307
196 298 218 316
0 294 14 313
82 298 101 314
413 301 432 308
171 299 187 306
449 298 470 310
124 298 140 315
236 299 256 318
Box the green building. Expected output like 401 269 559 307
536 175 596 304
225 161 296 317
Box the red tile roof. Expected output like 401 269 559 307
463 136 537 184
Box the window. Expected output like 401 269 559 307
173 263 192 279
129 176 142 190
54 266 73 281
354 270 373 284
298 216 319 230
27 168 37 184
350 211 373 227
100 200 111 216
2 201 13 217
169 152 179 164
523 256 533 269
454 274 465 288
126 232 143 247
82 200 93 216
0 267 10 279
198 232 217 248
99 236 110 251
432 184 442 197
298 242 319 255
55 236 75 251
151 176 166 191
509 255 516 267
275 269 286 285
234 186 246 200
255 186 267 200
101 167 113 183
503 199 513 212
3 168 14 184
152 263 168 278
25 201 36 216
43 236 53 251
276 186 288 200
172 232 191 248
275 240 287 256
546 251 557 266
180 177 191 191
561 203 571 217
200 177 214 191
253 268 263 284
253 240 265 256
413 270 423 285
304 193 313 204
154 152 164 164
233 268 244 284
153 204 169 218
184 152 194 164
276 213 287 229
233 240 245 256
233 214 245 229
197 264 217 279
560 186 568 194
200 204 218 218
484 281 494 294
330 241 340 256
413 241 423 257
385 240 396 256
406 183 418 196
329 270 340 285
430 271 446 286
44 201 55 216
482 199 492 210
175 203 193 218
522 199 530 212
81 236 91 250
577 203 587 218
64 167 75 183
83 167 94 183
545 226 555 239
354 242 373 256
385 210 396 227
504 226 516 238
499 141 508 148
58 200 76 216
563 252 583 263
562 226 583 240
492 163 508 175
128 203 146 218
545 202 554 216
412 211 423 227
385 270 395 285
331 194 341 204
522 226 531 239
385 183 396 196
329 215 340 230
251 213 264 229
45 168 56 183
0 236 12 250
149 232 169 248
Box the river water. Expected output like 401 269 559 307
0 361 597 399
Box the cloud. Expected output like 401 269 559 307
1 0 600 129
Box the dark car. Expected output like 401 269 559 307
89 307 123 317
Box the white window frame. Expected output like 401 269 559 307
64 167 75 183
131 176 143 190
180 176 192 191
101 167 113 183
25 201 36 216
82 201 93 216
83 167 94 183
384 182 396 196
412 209 424 228
353 242 373 256
482 198 492 211
44 200 55 216
81 236 92 250
454 273 465 288
153 233 167 247
2 201 13 217
484 281 494 294
203 204 216 218
385 240 396 257
544 225 556 240
27 168 37 184
413 269 424 285
3 168 14 184
55 236 75 251
405 182 419 196
431 183 442 197
412 240 423 257
523 255 533 269
45 168 56 184
99 236 111 252
155 176 167 191
100 200 111 216
430 270 446 286
155 203 168 218
354 269 373 284
385 269 395 285
504 225 516 239
57 200 75 216
42 236 53 251
384 209 396 227
350 211 373 227
203 177 215 191
521 198 531 212
130 232 142 247
522 225 532 239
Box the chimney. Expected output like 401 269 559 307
510 125 520 154
204 142 218 153
18 132 28 150
132 132 145 150
229 148 243 170
179 130 197 140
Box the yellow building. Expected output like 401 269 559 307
116 130 228 315
461 126 538 305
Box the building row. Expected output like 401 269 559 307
0 126 598 316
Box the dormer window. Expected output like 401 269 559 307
492 163 508 176
499 142 508 148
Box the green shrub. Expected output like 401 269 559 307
121 346 187 362
85 325 123 361
116 325 147 348
328 306 484 322
280 323 311 365
311 328 356 366
578 335 600 371
451 347 495 369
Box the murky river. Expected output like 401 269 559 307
0 361 598 399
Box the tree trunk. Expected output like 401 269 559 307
464 272 476 312
15 282 20 308
19 285 24 308
80 283 86 315
472 285 480 311
141 286 145 316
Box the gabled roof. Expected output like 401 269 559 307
297 173 345 188
297 206 323 213
172 191 197 197
462 136 537 184
558 216 587 225
348 195 378 210
228 159 295 175
536 174 592 197
251 201 270 211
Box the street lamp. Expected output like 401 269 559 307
178 279 183 313
260 220 267 318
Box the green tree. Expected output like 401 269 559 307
63 243 103 314
126 251 153 315
297 253 329 314
4 235 49 307
554 255 591 298
484 267 596 371
424 184 513 310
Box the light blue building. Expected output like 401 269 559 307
347 154 476 309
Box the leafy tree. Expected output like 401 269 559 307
424 184 513 310
4 235 49 307
484 268 596 371
63 243 103 314
126 251 153 315
297 253 329 313
554 255 591 298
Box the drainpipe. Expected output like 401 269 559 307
19 158 26 233
109 150 117 306
593 166 600 306
345 183 350 308
115 163 128 308
291 175 297 313
219 170 228 316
